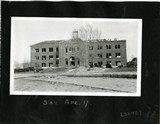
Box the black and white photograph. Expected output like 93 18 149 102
10 17 142 96
1 1 160 124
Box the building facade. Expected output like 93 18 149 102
30 31 127 68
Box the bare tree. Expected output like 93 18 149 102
22 59 31 68
76 24 101 40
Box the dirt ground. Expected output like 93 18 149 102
14 67 137 93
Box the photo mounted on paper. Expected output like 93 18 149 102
10 17 142 96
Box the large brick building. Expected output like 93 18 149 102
30 31 127 68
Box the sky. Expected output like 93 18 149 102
11 17 142 64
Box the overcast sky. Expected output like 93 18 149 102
11 17 142 64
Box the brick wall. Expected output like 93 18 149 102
31 39 127 67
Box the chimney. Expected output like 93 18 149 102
72 31 78 39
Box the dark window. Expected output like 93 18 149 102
98 45 102 50
56 60 59 67
115 53 121 58
42 56 46 60
42 48 46 52
115 44 120 49
49 63 53 67
77 60 80 65
56 54 59 58
66 61 68 65
89 62 93 67
106 45 108 49
42 63 46 67
98 53 102 58
106 53 112 58
77 47 79 51
118 45 120 49
106 45 111 49
70 47 76 53
98 61 103 67
115 45 117 49
35 48 39 52
49 55 53 60
66 48 68 53
56 47 59 52
49 48 53 52
65 58 68 65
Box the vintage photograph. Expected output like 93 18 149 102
10 17 142 96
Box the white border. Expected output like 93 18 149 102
10 17 142 96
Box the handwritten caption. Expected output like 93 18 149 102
42 99 91 108
120 105 158 122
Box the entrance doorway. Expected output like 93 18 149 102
70 56 75 66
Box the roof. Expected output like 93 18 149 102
30 38 85 47
30 38 126 47
30 40 64 47
87 39 126 42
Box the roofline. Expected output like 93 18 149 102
30 39 126 47
30 40 64 47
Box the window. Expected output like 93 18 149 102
89 46 93 50
49 63 53 67
42 63 46 67
115 44 120 49
49 55 53 60
69 48 71 51
56 47 59 52
106 61 112 65
98 61 103 67
42 56 46 60
56 54 59 58
116 61 121 66
98 53 102 58
106 53 112 58
115 45 117 49
49 48 53 52
106 45 108 49
35 48 39 52
89 62 93 67
56 60 59 67
66 48 68 53
118 44 120 49
35 56 39 60
65 58 68 65
115 53 121 58
42 48 46 52
77 59 80 66
106 45 111 49
66 61 68 65
98 45 102 50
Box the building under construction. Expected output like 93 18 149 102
30 31 127 68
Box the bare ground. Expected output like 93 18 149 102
14 73 136 93
14 67 137 93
